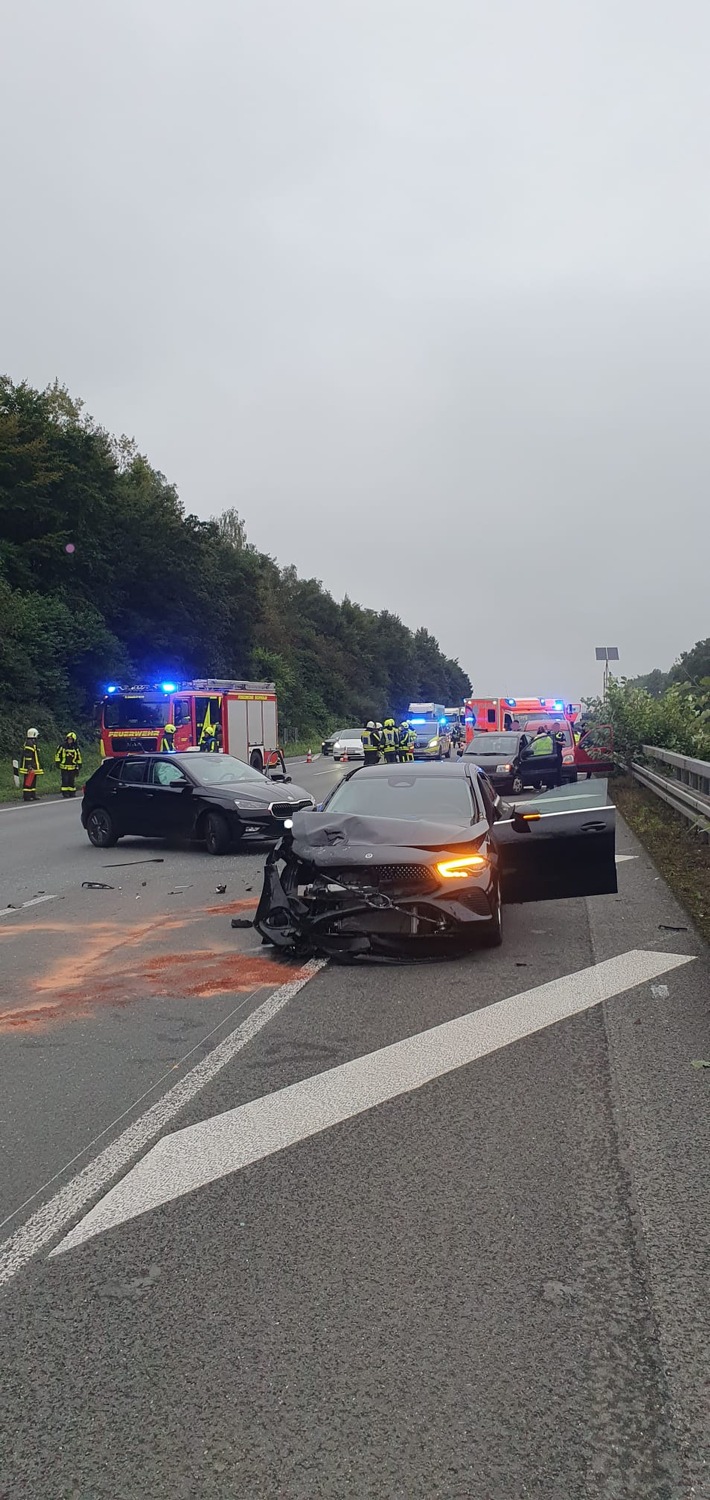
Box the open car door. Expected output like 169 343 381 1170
491 779 617 903
575 724 614 775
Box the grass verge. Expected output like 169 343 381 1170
0 747 102 804
610 773 710 946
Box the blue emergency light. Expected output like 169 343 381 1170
410 718 426 724
161 682 177 693
106 685 118 694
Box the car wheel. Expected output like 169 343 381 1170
511 774 524 796
480 881 503 947
86 808 119 848
204 811 232 855
249 751 263 772
565 770 578 784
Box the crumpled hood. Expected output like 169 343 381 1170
289 810 483 863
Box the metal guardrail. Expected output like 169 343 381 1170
631 744 710 841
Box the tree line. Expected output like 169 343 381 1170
0 377 471 753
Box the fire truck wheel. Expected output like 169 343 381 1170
250 751 264 772
204 811 231 855
86 808 119 848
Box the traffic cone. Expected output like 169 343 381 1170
341 753 348 762
306 748 312 763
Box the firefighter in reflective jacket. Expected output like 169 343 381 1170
20 729 43 802
382 718 399 764
55 732 82 798
398 721 414 762
159 722 176 753
361 722 380 766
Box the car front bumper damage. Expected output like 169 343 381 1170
251 839 495 958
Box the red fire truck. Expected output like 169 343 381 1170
98 679 282 771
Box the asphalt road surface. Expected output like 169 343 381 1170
0 756 708 1500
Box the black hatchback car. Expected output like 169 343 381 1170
81 752 315 855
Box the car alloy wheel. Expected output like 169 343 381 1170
511 774 524 795
204 811 231 855
87 807 118 848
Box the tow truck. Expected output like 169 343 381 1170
97 679 283 772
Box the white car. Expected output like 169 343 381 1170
332 732 366 762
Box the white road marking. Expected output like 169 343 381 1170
615 854 638 864
52 948 693 1255
0 894 59 919
0 958 326 1287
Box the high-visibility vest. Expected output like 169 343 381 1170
383 726 397 752
361 729 378 753
21 743 43 775
531 734 554 756
55 743 82 770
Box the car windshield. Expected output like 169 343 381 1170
104 696 167 729
184 755 267 786
337 730 364 741
325 773 474 823
411 722 440 735
466 734 520 755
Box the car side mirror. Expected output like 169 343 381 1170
511 809 540 833
180 780 193 793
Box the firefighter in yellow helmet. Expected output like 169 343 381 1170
159 722 176 753
398 720 414 762
382 717 399 764
55 732 83 798
19 728 43 802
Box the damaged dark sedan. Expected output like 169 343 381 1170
253 762 617 958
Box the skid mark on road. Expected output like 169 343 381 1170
0 900 280 1035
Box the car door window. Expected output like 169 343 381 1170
120 758 148 784
149 760 188 787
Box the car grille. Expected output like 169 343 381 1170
329 863 437 895
270 798 313 819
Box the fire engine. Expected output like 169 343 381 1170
98 679 282 771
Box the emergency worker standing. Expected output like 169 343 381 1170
20 729 43 802
451 721 464 755
361 722 380 766
529 725 554 757
553 730 565 786
55 732 82 797
398 721 413 762
382 718 399 764
159 722 176 753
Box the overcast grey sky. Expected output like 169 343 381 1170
2 0 709 697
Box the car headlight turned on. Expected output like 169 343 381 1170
436 853 488 879
428 737 439 748
495 763 512 772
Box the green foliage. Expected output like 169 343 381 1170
0 376 470 755
584 677 710 767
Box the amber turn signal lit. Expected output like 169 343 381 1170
436 853 488 879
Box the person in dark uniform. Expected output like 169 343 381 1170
361 722 380 766
554 730 565 786
55 732 82 796
159 722 176 753
19 729 43 802
382 718 398 764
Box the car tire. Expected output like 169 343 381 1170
249 751 264 773
86 808 119 848
511 774 524 796
204 811 231 855
564 770 578 784
480 881 503 947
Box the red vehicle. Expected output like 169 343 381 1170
98 679 283 772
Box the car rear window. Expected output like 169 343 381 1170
325 774 475 823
